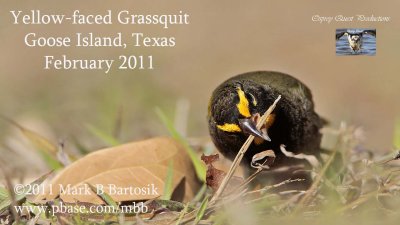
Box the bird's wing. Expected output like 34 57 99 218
363 30 376 37
336 31 349 40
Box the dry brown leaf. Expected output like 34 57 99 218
201 154 243 193
37 137 199 204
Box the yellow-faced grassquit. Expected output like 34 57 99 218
207 71 324 171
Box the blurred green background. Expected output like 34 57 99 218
0 0 399 176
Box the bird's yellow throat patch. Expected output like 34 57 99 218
236 88 251 117
217 123 241 132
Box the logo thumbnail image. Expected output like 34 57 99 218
336 28 376 55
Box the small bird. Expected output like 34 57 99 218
336 30 376 53
207 71 324 171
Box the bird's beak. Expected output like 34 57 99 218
238 118 271 141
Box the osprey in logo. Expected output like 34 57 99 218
336 29 376 53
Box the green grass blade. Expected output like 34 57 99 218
1 116 63 169
71 137 90 155
0 199 11 214
85 124 120 146
194 197 209 225
175 203 190 225
0 186 11 213
0 186 8 202
155 108 206 182
192 183 207 203
162 160 174 200
30 170 53 187
1 116 57 154
152 199 189 211
87 183 119 209
38 151 63 170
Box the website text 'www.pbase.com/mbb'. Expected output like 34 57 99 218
15 202 148 216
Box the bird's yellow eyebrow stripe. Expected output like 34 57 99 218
236 88 251 117
217 123 241 132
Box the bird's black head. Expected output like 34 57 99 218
208 79 275 150
208 71 323 170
